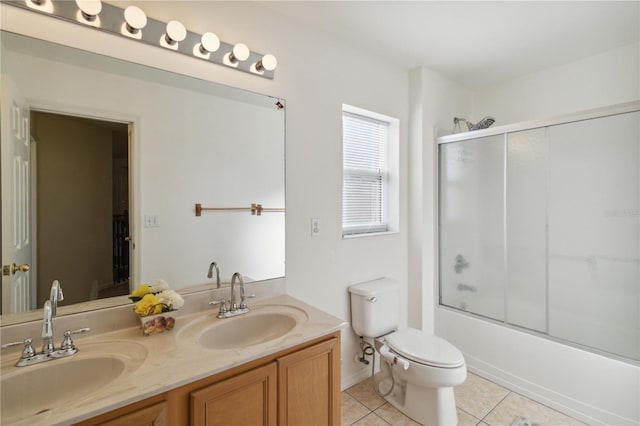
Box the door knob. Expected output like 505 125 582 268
2 263 30 276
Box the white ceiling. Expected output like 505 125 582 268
260 1 640 87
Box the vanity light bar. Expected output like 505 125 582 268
8 0 277 79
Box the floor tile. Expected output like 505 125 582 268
455 372 510 419
484 392 585 426
342 392 371 426
351 412 391 426
374 402 422 426
346 378 387 411
457 408 482 426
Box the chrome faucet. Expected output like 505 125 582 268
230 272 243 310
41 280 64 353
50 279 64 316
1 280 90 367
209 272 252 319
207 261 221 288
237 273 248 310
41 300 55 354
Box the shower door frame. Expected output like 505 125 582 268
435 100 640 364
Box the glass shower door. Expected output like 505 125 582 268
547 111 640 360
438 108 639 362
505 128 547 332
439 135 505 321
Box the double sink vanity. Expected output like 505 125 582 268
0 284 344 425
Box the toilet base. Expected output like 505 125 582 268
385 381 458 426
377 360 459 426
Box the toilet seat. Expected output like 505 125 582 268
386 328 465 368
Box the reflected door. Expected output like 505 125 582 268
1 76 33 313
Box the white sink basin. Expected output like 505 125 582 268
1 341 147 424
182 304 308 350
199 313 296 349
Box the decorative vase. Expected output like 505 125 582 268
139 311 177 336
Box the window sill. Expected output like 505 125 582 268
343 230 399 240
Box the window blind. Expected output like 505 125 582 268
342 111 388 235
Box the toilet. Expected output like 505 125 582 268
349 278 467 426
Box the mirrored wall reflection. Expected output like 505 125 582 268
439 110 640 362
1 30 285 320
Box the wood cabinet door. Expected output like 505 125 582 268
95 401 167 426
191 362 277 426
277 337 340 426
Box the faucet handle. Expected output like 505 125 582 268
209 299 228 315
1 338 35 359
60 328 91 351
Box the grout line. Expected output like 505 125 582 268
458 406 483 425
372 411 393 425
345 372 584 426
481 390 512 424
349 411 370 426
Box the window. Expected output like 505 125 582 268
342 104 399 237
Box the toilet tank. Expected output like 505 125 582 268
348 278 400 338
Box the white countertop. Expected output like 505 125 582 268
1 294 346 426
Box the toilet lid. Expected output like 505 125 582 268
386 328 465 368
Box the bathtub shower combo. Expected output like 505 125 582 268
437 102 639 424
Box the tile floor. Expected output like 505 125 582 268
342 371 585 426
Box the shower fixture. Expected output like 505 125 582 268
454 254 469 273
453 116 496 132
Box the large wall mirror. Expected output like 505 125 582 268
0 30 285 322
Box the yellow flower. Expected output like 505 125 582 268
131 284 150 298
134 294 162 316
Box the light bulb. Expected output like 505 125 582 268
165 20 187 45
27 0 54 13
124 6 147 35
199 32 220 54
76 0 102 21
256 54 277 72
229 43 250 63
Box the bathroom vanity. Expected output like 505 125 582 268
77 333 339 426
0 293 344 426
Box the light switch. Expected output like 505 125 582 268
311 218 320 236
144 214 160 228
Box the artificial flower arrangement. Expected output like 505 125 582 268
130 279 184 336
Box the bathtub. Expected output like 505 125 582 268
435 305 640 425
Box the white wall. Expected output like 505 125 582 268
408 67 473 333
473 42 640 125
0 1 409 388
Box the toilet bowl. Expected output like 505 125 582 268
349 278 467 426
375 328 466 425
